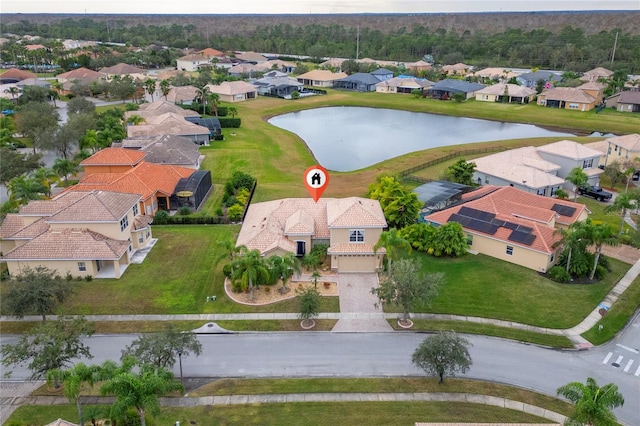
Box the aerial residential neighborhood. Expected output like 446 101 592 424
0 7 640 426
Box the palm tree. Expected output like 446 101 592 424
126 114 146 126
208 92 220 116
7 175 48 205
227 106 238 118
556 377 624 426
217 237 244 263
582 220 618 280
279 252 301 292
604 191 640 235
31 167 59 197
47 362 102 426
159 79 171 100
100 363 183 426
195 86 211 115
310 270 322 289
53 158 79 184
144 78 157 102
553 222 587 274
566 167 589 202
374 228 412 276
231 248 270 302
4 86 20 104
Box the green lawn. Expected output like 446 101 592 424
11 377 573 426
397 253 629 329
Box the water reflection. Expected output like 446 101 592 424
268 106 573 172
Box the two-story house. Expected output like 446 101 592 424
236 197 388 273
472 140 604 196
0 190 153 279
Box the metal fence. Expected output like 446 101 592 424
399 146 506 182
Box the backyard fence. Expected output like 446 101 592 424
399 146 506 182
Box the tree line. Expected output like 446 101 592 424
1 18 639 73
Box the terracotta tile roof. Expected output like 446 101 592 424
583 140 609 155
0 68 37 81
376 77 433 89
199 48 224 57
80 147 146 166
57 67 106 80
67 162 194 200
18 192 91 216
166 86 198 103
426 186 588 254
577 81 606 90
177 53 209 62
235 51 268 62
296 70 348 82
536 140 603 160
475 83 536 97
237 197 386 255
227 63 261 74
0 215 49 239
328 243 380 255
48 191 140 223
126 112 210 138
2 228 130 261
580 66 613 81
284 209 315 235
540 87 596 103
327 197 388 228
134 215 153 230
131 100 199 119
618 91 640 104
44 419 80 426
606 133 640 151
99 63 147 75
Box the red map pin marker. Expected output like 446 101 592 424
304 165 329 202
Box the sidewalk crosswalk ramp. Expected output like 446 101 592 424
602 344 640 377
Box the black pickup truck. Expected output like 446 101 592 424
577 185 613 201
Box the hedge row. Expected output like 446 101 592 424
154 215 232 225
219 117 241 128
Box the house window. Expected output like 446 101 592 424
550 252 555 263
133 204 139 216
583 159 593 168
466 234 473 245
349 229 364 243
146 228 150 238
537 188 546 196
138 235 144 243
78 262 86 272
120 215 129 232
569 103 579 109
485 176 489 184
506 245 513 256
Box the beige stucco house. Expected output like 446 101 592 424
602 134 640 166
537 87 598 111
205 81 258 102
237 197 388 273
1 191 154 279
475 83 536 104
296 70 348 88
426 186 589 273
375 77 433 94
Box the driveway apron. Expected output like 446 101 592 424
332 273 393 332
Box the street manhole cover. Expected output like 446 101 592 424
612 362 620 368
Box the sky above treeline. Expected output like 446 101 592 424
3 0 639 14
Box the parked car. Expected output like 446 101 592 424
578 185 613 201
1 109 15 115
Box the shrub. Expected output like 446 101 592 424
84 275 93 282
217 106 228 116
231 171 255 191
125 103 139 111
291 91 300 100
548 266 571 283
222 263 232 278
310 243 328 258
178 206 191 215
236 187 250 205
214 207 224 216
227 204 244 222
452 93 465 103
224 195 238 208
218 117 241 128
153 210 170 224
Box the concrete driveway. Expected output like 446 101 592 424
331 273 393 332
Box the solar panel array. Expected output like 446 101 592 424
449 206 537 246
551 203 577 217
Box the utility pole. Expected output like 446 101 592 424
610 31 618 68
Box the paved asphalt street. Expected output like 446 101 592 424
1 331 638 425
